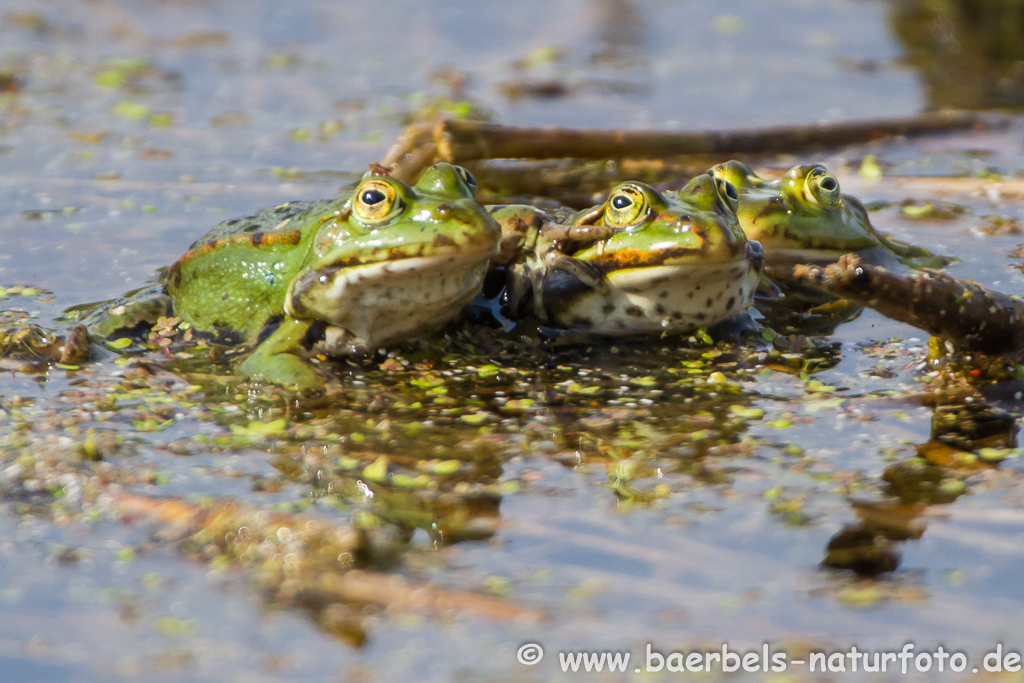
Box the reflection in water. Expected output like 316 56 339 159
590 0 645 62
823 402 1019 576
890 0 1024 108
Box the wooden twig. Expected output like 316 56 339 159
382 111 985 182
113 492 542 624
793 254 1024 355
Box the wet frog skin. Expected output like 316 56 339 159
75 163 500 388
490 174 763 335
709 160 937 278
708 160 943 333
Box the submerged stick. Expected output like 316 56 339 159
793 255 1024 355
113 492 541 624
382 111 984 182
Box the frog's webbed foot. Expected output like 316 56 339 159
238 318 321 391
526 252 609 321
60 324 92 364
545 252 608 292
877 234 956 270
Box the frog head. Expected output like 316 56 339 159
286 163 500 348
567 175 752 269
709 161 881 269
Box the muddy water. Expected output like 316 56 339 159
2 1 1024 682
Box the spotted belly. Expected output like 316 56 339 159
542 261 759 335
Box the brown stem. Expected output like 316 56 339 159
113 492 541 623
383 110 985 186
793 254 1024 355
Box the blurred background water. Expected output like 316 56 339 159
3 1 1024 681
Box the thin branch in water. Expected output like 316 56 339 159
382 111 987 182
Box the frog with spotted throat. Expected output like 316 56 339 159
487 174 763 335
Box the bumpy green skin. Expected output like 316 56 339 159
86 163 500 388
490 175 762 335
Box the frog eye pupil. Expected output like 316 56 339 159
612 195 633 210
457 168 477 193
361 189 387 205
819 176 838 192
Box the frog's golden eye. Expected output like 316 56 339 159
454 166 478 198
604 185 648 227
354 179 402 223
713 177 739 214
806 169 841 208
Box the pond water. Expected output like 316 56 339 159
2 0 1024 681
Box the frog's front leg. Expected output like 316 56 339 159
524 248 609 320
544 250 607 291
238 317 320 390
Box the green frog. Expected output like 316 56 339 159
709 160 939 277
489 174 763 335
708 160 943 333
42 163 500 388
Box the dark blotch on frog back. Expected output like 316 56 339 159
189 201 316 247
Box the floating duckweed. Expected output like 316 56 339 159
729 405 764 419
229 419 287 439
132 418 173 432
337 456 361 470
859 154 883 181
482 575 511 596
361 456 389 482
148 113 175 127
410 376 444 389
153 617 198 638
391 473 430 488
765 418 792 429
112 100 151 121
939 479 966 497
805 379 836 393
108 338 133 350
429 459 462 476
838 584 882 607
476 364 500 378
979 447 1019 463
459 412 490 425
